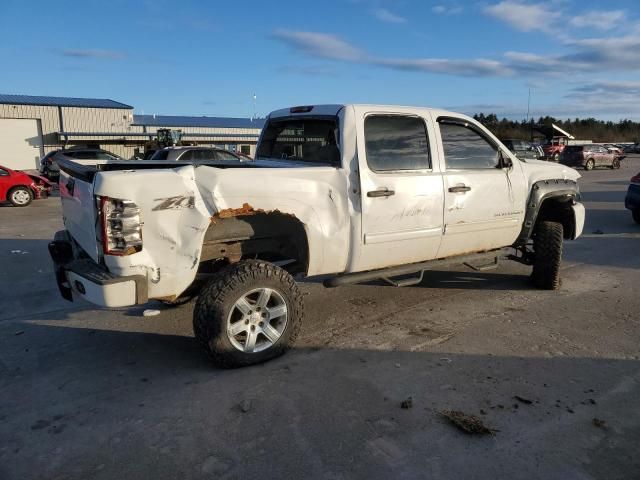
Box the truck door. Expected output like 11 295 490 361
353 109 444 271
434 116 527 257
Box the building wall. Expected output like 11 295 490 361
0 104 60 153
141 125 261 156
61 107 134 133
1 103 262 160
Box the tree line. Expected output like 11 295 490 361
473 113 640 143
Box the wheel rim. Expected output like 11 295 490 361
586 160 594 170
11 189 30 205
226 288 288 353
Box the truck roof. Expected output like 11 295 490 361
268 104 472 121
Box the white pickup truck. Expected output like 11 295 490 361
49 104 585 367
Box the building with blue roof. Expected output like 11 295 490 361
0 94 264 169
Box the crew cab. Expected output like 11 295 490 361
49 104 585 367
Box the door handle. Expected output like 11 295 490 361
448 185 471 193
367 188 395 198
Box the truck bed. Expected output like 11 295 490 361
56 157 267 182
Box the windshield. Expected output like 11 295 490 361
256 117 340 165
150 149 170 160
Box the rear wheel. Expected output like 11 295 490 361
8 186 33 207
633 209 640 225
531 221 564 290
584 159 595 171
193 260 303 368
612 158 621 169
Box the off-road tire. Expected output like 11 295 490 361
585 159 595 171
8 186 33 207
531 221 563 290
633 209 640 225
193 260 303 368
612 158 621 169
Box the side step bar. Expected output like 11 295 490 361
323 248 511 288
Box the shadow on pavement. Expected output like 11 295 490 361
1 321 639 480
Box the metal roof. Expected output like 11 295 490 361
0 94 133 109
57 131 260 139
133 114 265 129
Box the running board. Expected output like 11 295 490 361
324 249 510 288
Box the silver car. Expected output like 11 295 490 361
150 147 246 162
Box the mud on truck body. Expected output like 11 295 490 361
49 104 585 367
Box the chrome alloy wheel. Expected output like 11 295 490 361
226 288 288 353
11 189 31 205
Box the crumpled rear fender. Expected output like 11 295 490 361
95 165 211 300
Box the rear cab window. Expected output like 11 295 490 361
256 116 340 166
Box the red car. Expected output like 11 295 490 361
0 165 53 207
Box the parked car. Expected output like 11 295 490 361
542 139 568 162
623 144 640 154
500 139 542 161
560 144 620 170
49 103 585 368
625 172 640 224
40 148 123 180
0 165 52 206
150 146 246 162
603 144 625 157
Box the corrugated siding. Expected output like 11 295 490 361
60 107 134 133
0 104 261 159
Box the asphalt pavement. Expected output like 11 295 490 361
1 157 639 480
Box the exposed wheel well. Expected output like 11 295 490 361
535 198 575 240
200 212 309 275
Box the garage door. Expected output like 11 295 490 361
0 118 44 170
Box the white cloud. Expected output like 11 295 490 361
272 28 640 79
432 5 463 15
569 10 625 31
60 49 124 60
371 8 407 24
483 1 559 32
272 30 365 62
375 57 511 76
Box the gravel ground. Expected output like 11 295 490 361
1 157 639 480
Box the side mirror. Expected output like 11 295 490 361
498 150 513 169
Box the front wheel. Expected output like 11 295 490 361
612 159 621 169
584 159 595 171
531 221 564 290
8 186 33 207
193 260 303 368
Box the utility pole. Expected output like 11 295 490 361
527 88 533 142
252 94 257 121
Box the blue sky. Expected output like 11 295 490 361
2 0 640 120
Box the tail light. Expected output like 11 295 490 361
99 197 143 256
631 173 640 184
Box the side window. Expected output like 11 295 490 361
364 115 431 171
215 151 240 161
0 168 9 177
439 122 499 169
73 151 97 160
198 150 218 161
178 150 194 161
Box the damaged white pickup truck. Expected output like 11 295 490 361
49 104 585 367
